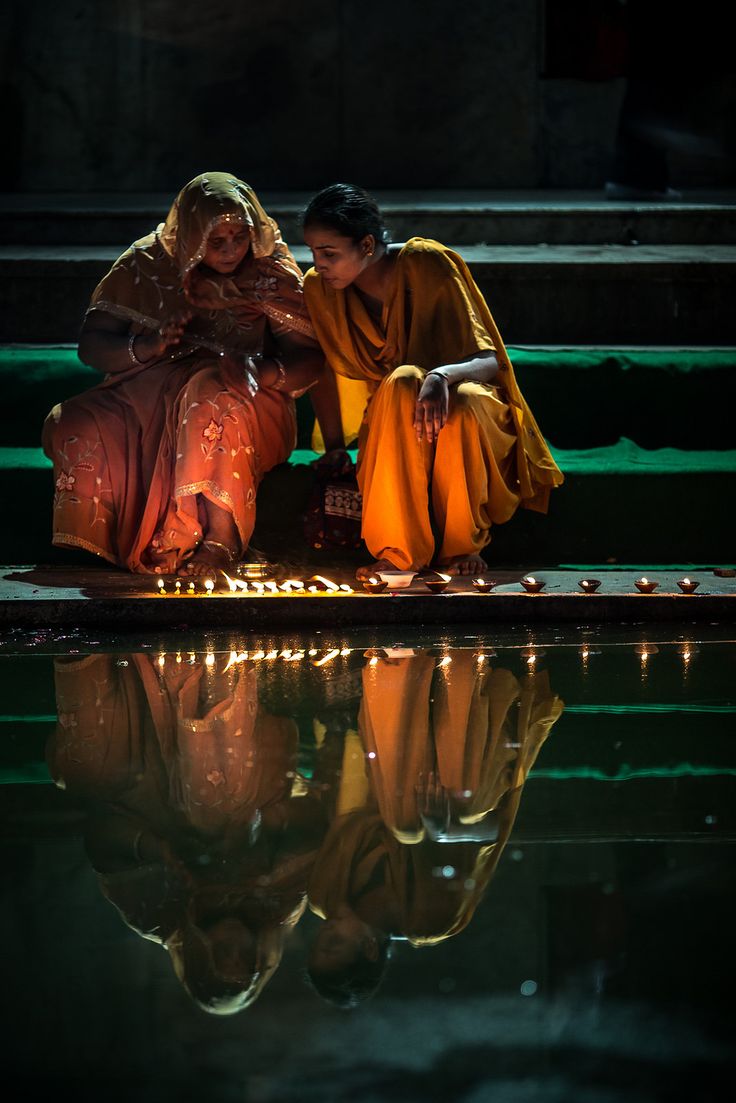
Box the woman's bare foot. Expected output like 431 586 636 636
355 558 401 581
179 539 237 577
436 553 487 576
177 497 241 577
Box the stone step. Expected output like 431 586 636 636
3 244 735 345
2 190 735 246
4 442 735 567
5 344 735 451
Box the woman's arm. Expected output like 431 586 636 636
414 351 499 444
78 309 191 374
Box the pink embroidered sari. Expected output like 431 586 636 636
42 173 315 572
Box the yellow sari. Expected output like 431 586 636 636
304 238 564 571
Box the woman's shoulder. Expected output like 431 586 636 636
396 237 460 271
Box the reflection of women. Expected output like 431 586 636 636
302 184 563 578
43 173 326 576
306 649 564 1007
47 653 326 1014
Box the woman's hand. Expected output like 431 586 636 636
313 448 355 478
134 311 192 362
414 371 449 443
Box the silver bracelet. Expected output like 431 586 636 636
128 333 144 365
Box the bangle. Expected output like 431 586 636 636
202 539 237 565
425 369 448 383
128 333 144 365
270 356 287 391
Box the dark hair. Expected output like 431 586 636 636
305 935 392 1010
303 183 390 247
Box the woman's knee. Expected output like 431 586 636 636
384 364 423 389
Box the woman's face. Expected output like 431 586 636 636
202 219 252 275
303 224 373 290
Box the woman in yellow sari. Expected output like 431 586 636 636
302 184 564 578
43 172 326 575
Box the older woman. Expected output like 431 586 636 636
302 184 564 578
43 172 326 575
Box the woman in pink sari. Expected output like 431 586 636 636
43 172 325 575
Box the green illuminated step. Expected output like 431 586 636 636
3 344 736 450
2 437 735 564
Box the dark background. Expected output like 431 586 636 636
3 0 735 194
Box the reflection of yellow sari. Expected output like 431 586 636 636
304 240 563 570
309 652 564 945
43 173 313 572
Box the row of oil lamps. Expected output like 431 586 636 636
154 573 702 595
153 643 700 673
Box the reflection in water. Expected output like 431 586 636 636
48 653 325 1014
307 649 563 1007
45 647 563 1013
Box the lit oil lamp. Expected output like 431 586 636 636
677 577 700 594
520 576 545 593
472 577 497 592
578 578 601 594
174 579 182 595
204 578 214 595
424 573 451 594
634 577 659 594
156 578 166 595
362 576 388 594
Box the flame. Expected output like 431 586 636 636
313 649 340 667
339 584 354 593
525 577 536 585
158 653 166 667
205 652 215 667
438 655 452 668
437 573 451 583
266 650 279 660
311 575 340 592
222 571 246 592
204 578 214 593
640 577 648 585
265 581 279 593
222 650 248 671
369 576 379 585
682 577 691 585
369 656 379 666
340 648 352 656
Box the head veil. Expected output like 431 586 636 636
88 172 313 355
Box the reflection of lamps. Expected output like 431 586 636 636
634 642 659 677
521 646 545 668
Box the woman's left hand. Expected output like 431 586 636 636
414 372 449 443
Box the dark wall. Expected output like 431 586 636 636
5 0 735 193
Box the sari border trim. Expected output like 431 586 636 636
52 533 119 565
